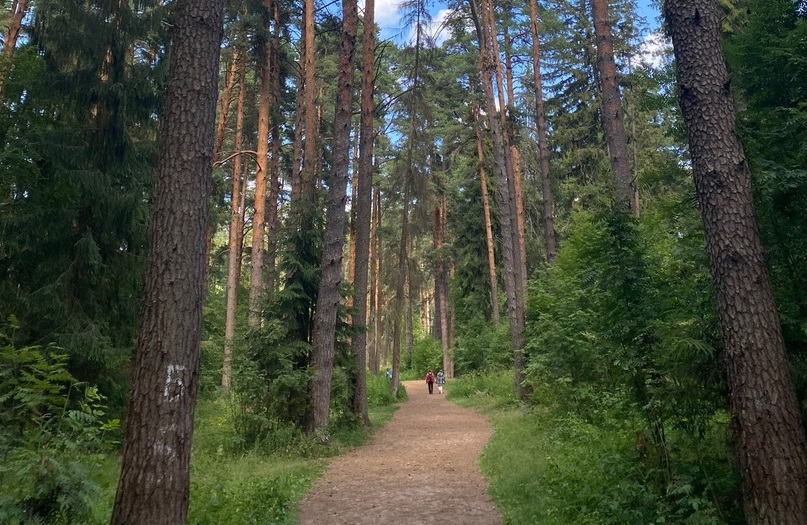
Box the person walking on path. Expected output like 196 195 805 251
436 370 445 394
426 370 435 394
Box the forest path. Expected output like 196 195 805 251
297 380 502 524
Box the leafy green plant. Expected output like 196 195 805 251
0 318 118 524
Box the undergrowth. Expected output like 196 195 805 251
449 372 742 525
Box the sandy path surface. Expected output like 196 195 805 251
297 380 502 525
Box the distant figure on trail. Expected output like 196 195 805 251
386 368 392 380
436 370 445 394
426 370 435 394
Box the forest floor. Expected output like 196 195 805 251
297 380 502 525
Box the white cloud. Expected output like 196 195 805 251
635 31 672 70
359 0 404 36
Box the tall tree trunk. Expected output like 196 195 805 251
391 181 410 398
529 0 557 262
307 0 358 435
350 0 375 422
266 0 282 300
665 0 807 522
248 1 273 327
369 187 382 375
592 0 635 216
473 107 499 323
111 0 224 521
298 0 318 227
214 48 239 163
470 0 527 399
503 21 529 289
0 0 29 101
222 50 247 391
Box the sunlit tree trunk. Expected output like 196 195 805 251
111 0 224 521
248 0 273 327
222 50 247 390
214 48 239 163
297 0 318 228
307 0 358 435
529 0 557 262
665 0 807 521
592 0 635 216
0 0 29 100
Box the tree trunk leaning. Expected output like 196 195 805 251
665 0 807 522
111 0 224 522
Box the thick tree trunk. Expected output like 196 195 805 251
111 0 224 522
529 0 557 262
592 0 635 216
307 0 358 435
665 0 807 522
222 51 247 391
248 2 273 327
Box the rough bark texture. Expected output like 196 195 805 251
665 0 807 522
592 0 635 216
111 0 224 522
349 0 374 420
529 0 557 262
248 2 273 327
307 0 358 435
222 52 247 390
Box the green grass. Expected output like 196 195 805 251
84 375 401 525
449 372 740 525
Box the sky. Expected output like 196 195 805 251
364 0 664 53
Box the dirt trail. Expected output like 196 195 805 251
297 380 502 525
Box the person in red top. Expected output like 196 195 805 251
425 370 435 394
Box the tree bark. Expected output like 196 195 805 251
214 48 239 163
665 0 807 522
350 0 375 421
368 187 382 375
307 0 358 435
298 0 319 228
473 106 500 323
0 0 29 101
592 0 635 216
529 0 557 262
470 0 527 399
266 0 282 301
222 50 247 391
248 0 273 327
111 0 224 521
